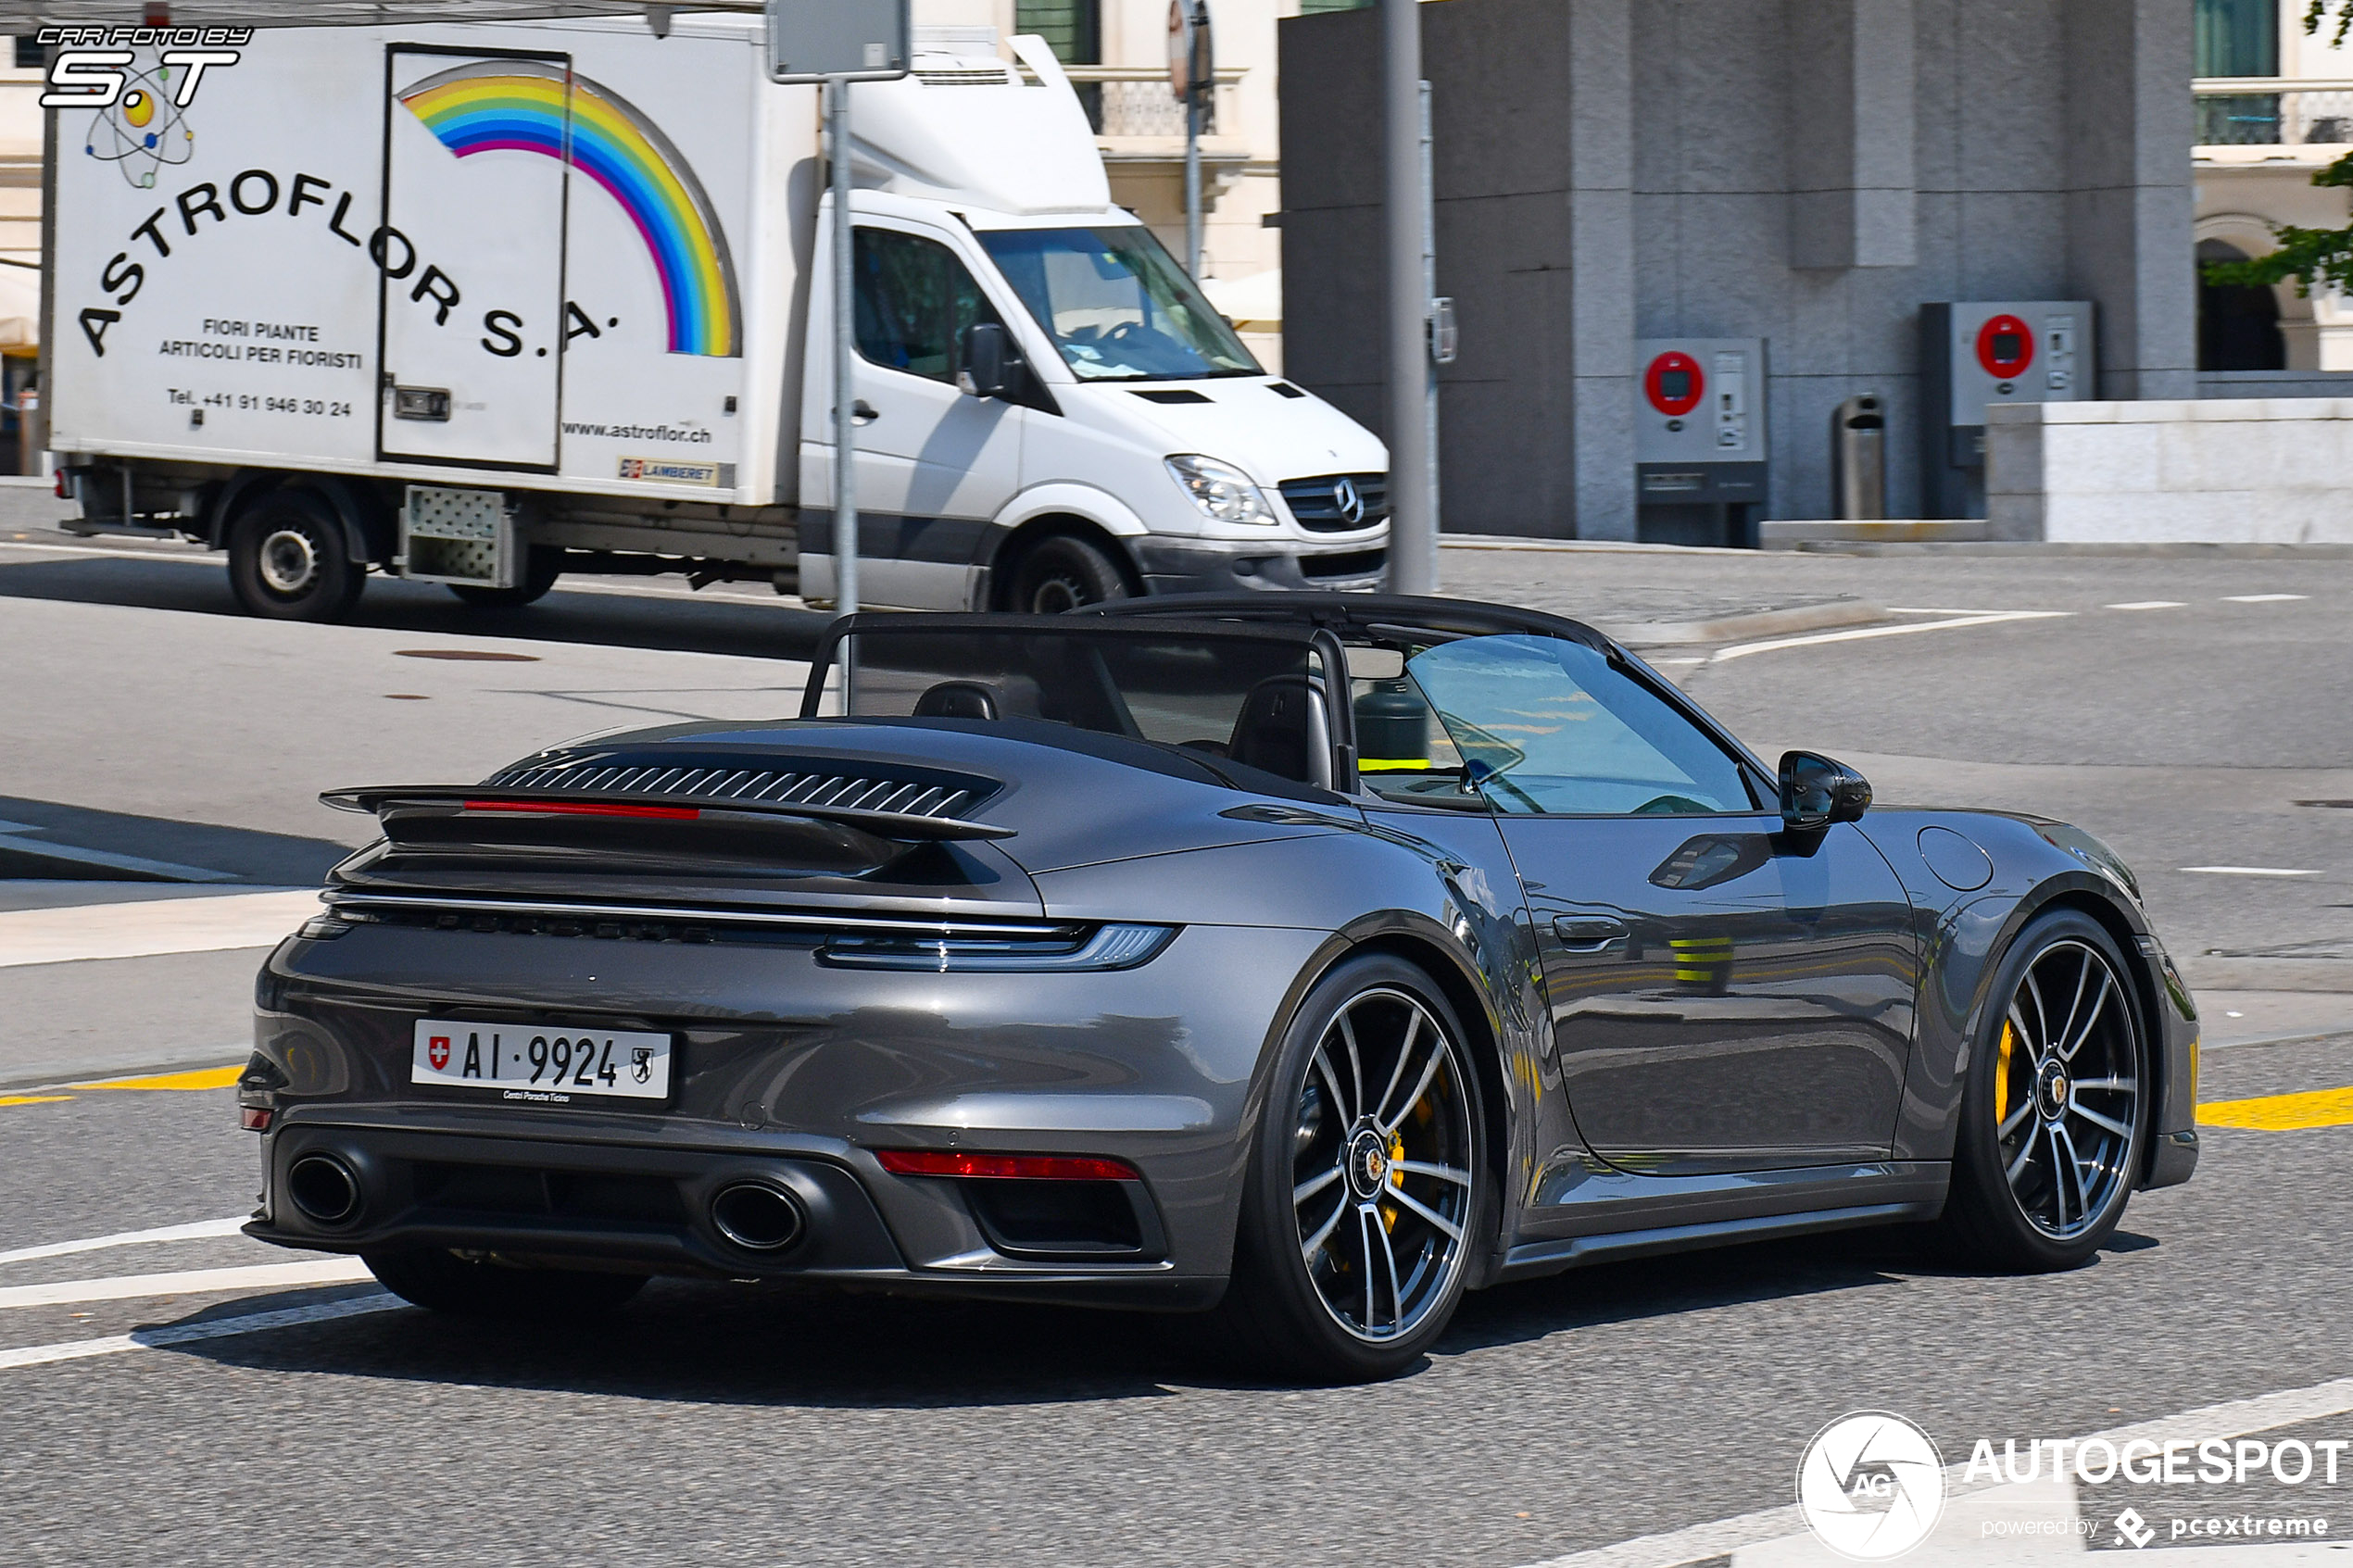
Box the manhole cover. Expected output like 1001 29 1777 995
394 649 540 662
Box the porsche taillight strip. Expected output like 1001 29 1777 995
875 1149 1141 1182
321 891 1072 940
318 785 1015 842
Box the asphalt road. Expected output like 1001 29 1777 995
2 512 2350 1565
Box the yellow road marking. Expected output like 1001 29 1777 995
0 1061 245 1110
73 1065 242 1092
2199 1085 2353 1131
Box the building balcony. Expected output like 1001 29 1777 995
1051 64 1252 167
2196 77 2353 162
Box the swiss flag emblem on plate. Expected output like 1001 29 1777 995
427 1035 451 1072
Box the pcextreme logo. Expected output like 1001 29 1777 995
34 27 251 113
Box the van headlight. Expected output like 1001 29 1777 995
1165 455 1276 524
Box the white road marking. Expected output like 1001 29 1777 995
0 888 319 969
0 1258 371 1310
1516 1372 2353 1568
0 1291 401 1373
0 1216 247 1266
2106 600 2186 609
1710 611 2070 664
2180 865 2322 877
2224 594 2309 602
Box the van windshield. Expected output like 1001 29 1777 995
977 226 1261 382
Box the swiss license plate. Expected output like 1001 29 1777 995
411 1020 672 1104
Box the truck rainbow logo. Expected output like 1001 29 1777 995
397 59 741 358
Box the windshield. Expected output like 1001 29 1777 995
977 226 1262 382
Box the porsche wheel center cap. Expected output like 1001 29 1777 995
2035 1060 2070 1121
1347 1130 1390 1198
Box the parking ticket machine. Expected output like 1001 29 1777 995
1634 338 1768 546
1921 301 2095 518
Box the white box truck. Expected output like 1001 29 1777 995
41 15 1389 619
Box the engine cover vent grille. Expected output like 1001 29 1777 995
481 759 984 822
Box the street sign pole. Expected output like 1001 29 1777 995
826 76 858 617
1171 0 1212 278
1382 0 1434 594
766 0 910 622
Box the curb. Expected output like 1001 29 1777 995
1595 599 1889 646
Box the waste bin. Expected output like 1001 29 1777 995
1831 394 1885 520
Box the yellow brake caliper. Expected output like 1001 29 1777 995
1381 1129 1405 1232
1995 1021 2016 1126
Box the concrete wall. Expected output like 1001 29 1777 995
1986 399 2353 542
1278 0 2197 538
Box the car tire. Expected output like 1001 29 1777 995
447 546 564 608
1003 534 1130 614
1213 953 1490 1384
226 490 366 622
362 1248 648 1320
1940 909 2149 1272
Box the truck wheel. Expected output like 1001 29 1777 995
1005 534 1130 613
227 491 365 621
447 546 564 608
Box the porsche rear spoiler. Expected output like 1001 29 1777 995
321 786 1016 843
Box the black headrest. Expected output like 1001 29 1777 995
913 680 1002 721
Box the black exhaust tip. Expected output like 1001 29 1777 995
286 1152 361 1226
710 1180 806 1253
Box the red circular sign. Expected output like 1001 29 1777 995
1976 314 2034 379
1644 351 1705 417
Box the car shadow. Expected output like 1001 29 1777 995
147 1224 2072 1407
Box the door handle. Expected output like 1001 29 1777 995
849 400 878 425
1552 915 1629 952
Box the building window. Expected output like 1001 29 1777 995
2196 239 2286 371
1017 1 1100 66
2196 0 2278 77
12 37 46 69
1296 0 1374 11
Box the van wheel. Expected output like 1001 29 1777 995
448 546 564 608
1004 534 1130 613
227 490 365 621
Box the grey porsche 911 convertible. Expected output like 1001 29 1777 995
242 594 2198 1382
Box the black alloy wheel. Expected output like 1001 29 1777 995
1942 909 2148 1270
448 546 566 608
363 1248 648 1320
1004 534 1130 613
1216 953 1488 1383
226 489 367 621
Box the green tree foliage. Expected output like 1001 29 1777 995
2202 3 2353 294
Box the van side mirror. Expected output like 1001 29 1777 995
1779 750 1871 832
957 322 1016 399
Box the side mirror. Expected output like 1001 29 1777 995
1779 750 1871 832
957 322 1015 399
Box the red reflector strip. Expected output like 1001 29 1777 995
239 1107 271 1131
875 1148 1139 1182
461 799 701 821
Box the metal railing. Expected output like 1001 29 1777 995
1051 64 1245 140
2195 77 2353 147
